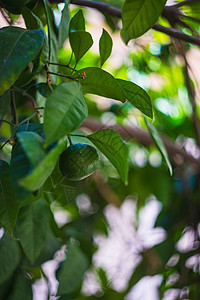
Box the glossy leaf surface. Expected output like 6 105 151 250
88 129 129 184
44 82 88 145
16 198 49 264
117 79 153 118
121 0 167 43
57 242 89 295
74 67 126 102
99 29 113 67
0 27 44 95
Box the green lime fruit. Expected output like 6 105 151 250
59 143 100 181
1 0 31 14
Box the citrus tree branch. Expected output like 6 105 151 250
68 0 200 46
81 118 200 170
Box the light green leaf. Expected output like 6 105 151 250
0 26 44 96
57 242 89 295
87 129 129 184
144 116 173 175
99 29 113 67
0 231 20 284
121 0 167 44
69 10 85 32
70 31 93 65
19 137 67 191
74 67 126 102
0 160 19 235
117 79 153 118
17 132 45 167
16 198 49 264
44 81 88 145
58 0 70 49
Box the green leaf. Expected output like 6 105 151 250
57 242 89 295
10 141 32 203
69 10 85 32
87 129 129 184
144 116 173 175
0 26 45 96
70 31 93 65
42 163 77 205
43 0 58 84
116 79 153 118
58 0 70 49
44 81 88 145
0 231 20 284
7 273 33 300
0 90 11 116
99 29 113 67
16 198 49 264
22 6 48 74
17 132 45 167
121 0 167 44
19 136 67 191
0 160 19 235
74 67 126 102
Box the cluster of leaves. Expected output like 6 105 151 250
0 0 200 299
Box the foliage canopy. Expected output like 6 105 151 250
0 0 200 299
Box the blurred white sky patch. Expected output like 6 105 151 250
126 275 163 300
83 196 166 296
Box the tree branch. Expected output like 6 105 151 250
81 118 200 170
68 0 200 46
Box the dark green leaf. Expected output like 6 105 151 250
58 0 70 49
0 26 45 96
10 141 32 203
42 163 77 205
0 160 18 234
57 242 89 295
19 136 67 191
0 231 20 284
22 6 48 75
36 82 56 98
44 81 88 145
117 79 153 118
43 0 58 84
87 129 129 184
69 10 85 32
7 273 33 300
121 0 167 44
99 29 113 67
70 31 93 65
0 90 11 116
16 198 49 264
74 67 126 102
144 116 173 175
16 132 45 167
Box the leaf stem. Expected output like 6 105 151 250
68 135 73 146
0 120 16 128
48 61 78 72
47 71 84 80
10 89 18 124
12 86 38 111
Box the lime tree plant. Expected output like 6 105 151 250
0 0 200 298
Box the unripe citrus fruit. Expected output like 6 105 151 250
59 143 100 181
